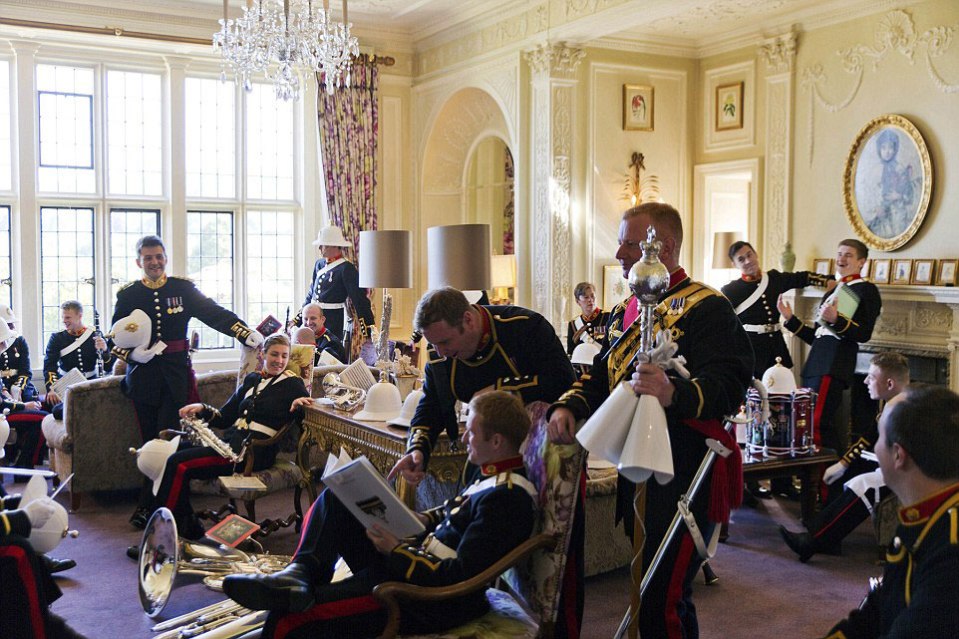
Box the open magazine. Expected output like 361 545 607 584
322 449 426 539
51 368 88 396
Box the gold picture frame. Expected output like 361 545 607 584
871 259 891 284
911 259 935 285
842 114 933 252
715 81 744 131
603 264 630 309
891 259 913 285
623 84 654 131
937 259 957 286
812 258 833 276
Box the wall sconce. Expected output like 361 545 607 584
490 254 516 305
623 152 661 206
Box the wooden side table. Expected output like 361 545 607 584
298 404 466 509
742 447 838 522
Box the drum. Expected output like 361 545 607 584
745 387 816 457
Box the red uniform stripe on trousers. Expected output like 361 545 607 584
294 499 320 556
0 545 47 639
813 376 833 448
814 497 860 542
663 533 698 639
164 455 233 511
274 594 383 639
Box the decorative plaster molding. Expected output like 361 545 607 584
531 81 551 314
758 31 797 72
422 93 497 192
763 75 790 261
800 9 959 164
523 42 585 78
641 0 792 35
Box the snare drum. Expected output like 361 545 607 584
745 387 816 457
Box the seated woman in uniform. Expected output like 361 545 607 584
566 281 609 356
148 333 311 539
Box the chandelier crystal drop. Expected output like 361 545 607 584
213 0 359 101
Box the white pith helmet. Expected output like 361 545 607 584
312 226 350 248
761 357 797 393
110 308 152 349
354 381 402 422
571 342 601 366
132 436 181 495
387 388 425 429
21 475 71 554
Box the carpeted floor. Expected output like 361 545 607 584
5 476 882 639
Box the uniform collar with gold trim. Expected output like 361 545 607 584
741 270 763 283
480 455 525 476
839 273 862 284
665 268 690 293
467 306 494 362
580 308 602 324
141 274 168 290
899 482 959 525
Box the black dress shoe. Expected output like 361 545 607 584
129 507 152 530
126 545 140 560
223 563 316 613
42 555 77 574
779 525 815 563
742 488 759 508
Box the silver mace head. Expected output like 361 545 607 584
628 225 670 305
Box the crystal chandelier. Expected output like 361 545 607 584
214 0 359 101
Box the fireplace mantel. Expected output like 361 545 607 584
786 284 959 391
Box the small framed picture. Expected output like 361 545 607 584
603 264 630 309
891 259 913 285
813 258 833 276
623 84 654 131
871 258 891 284
205 513 260 548
938 259 957 286
860 259 871 278
912 259 935 285
715 81 744 131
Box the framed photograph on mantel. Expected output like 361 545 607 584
871 258 891 284
623 84 654 131
891 259 913 285
842 114 932 252
715 81 744 131
938 259 957 286
912 259 935 285
813 258 833 276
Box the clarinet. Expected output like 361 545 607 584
93 309 105 378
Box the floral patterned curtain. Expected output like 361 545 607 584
316 55 378 361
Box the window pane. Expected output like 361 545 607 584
185 78 235 199
246 209 295 326
40 207 96 345
37 64 96 194
246 83 295 201
109 209 160 303
187 210 234 349
0 61 11 191
0 206 10 308
107 70 163 196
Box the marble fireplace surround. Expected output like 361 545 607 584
787 285 959 393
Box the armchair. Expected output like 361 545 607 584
371 401 585 639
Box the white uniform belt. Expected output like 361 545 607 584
317 302 345 310
236 420 278 437
742 323 782 334
59 368 97 379
423 535 458 559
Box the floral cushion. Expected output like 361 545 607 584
403 589 537 639
191 457 303 498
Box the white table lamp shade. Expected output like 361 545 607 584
427 224 491 291
359 230 412 289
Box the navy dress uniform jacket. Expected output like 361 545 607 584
1 337 38 401
313 330 346 365
43 329 111 390
303 258 375 341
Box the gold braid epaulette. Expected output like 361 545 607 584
842 436 872 465
606 282 718 392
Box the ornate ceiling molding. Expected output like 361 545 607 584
523 42 585 78
759 31 797 73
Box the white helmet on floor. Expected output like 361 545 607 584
132 436 181 495
20 475 71 553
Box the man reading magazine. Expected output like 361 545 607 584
223 391 538 638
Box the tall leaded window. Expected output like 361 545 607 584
39 206 96 345
109 208 161 299
106 70 163 196
0 206 11 309
246 209 295 326
0 60 11 192
246 83 295 201
187 210 234 349
37 64 96 194
185 77 235 199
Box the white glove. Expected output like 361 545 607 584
130 345 156 364
823 460 848 485
24 498 56 529
244 331 264 349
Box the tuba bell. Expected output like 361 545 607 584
320 372 367 410
138 508 291 618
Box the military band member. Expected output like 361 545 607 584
566 281 609 356
301 303 346 365
113 235 264 528
302 226 374 348
222 391 537 639
777 239 882 456
43 300 110 417
388 287 580 636
1 319 48 474
821 385 959 639
548 203 753 639
1 306 39 402
721 241 833 379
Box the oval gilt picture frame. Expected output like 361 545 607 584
842 114 932 251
